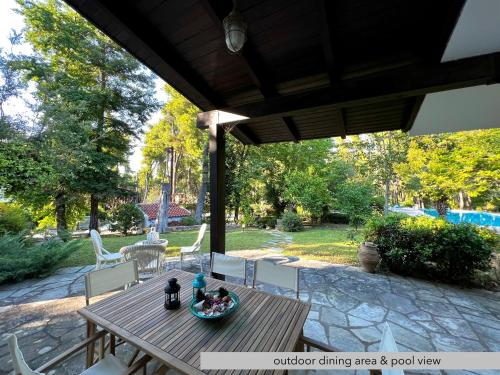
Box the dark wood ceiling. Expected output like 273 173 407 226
64 0 500 144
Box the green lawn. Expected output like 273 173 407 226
282 225 361 265
61 228 273 267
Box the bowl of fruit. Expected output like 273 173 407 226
189 287 240 320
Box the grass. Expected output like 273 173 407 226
60 228 273 267
282 225 361 265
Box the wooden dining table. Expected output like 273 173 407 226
78 269 311 375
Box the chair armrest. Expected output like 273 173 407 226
299 335 340 352
101 248 111 255
121 354 151 375
35 330 107 373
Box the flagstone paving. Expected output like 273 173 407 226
0 250 499 375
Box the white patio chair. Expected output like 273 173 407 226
252 259 300 299
211 253 247 285
6 329 150 375
146 227 160 243
119 243 166 279
180 223 207 271
90 229 123 270
378 323 404 375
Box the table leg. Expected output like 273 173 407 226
109 334 116 355
86 321 96 368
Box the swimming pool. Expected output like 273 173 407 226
422 209 500 228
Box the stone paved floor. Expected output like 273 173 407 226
1 248 499 375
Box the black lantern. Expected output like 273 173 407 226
164 278 180 310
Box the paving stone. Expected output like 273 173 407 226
310 292 331 306
484 339 500 351
380 322 435 352
416 290 446 303
303 319 328 344
328 327 365 352
38 346 52 355
308 310 319 320
348 315 374 327
447 296 490 313
351 326 381 343
349 303 387 323
334 278 382 305
386 311 430 338
430 332 485 351
378 292 419 314
434 317 478 340
408 311 433 321
461 313 500 331
326 289 360 312
320 306 348 326
417 320 447 334
415 300 460 318
468 323 500 343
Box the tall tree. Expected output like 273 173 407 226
15 0 158 232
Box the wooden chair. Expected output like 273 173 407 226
6 331 150 375
252 259 299 299
180 223 207 271
211 253 247 285
120 243 166 279
85 261 142 367
90 229 123 270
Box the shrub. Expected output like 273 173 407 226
110 203 144 235
281 211 304 232
180 216 196 226
0 234 81 284
0 203 29 235
256 216 277 229
322 211 349 224
364 214 495 284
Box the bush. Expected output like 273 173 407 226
281 211 304 232
255 216 277 229
322 211 349 224
180 216 196 226
364 214 495 284
0 203 29 235
0 234 81 284
110 203 144 235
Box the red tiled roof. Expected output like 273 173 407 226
137 202 191 220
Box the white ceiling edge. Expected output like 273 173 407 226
441 0 500 62
410 84 500 136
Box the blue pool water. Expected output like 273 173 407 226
422 209 500 228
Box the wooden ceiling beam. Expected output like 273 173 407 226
235 125 260 145
197 52 500 127
282 117 300 142
68 0 224 108
337 108 346 139
402 96 425 132
319 0 341 85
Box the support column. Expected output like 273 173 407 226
209 122 225 279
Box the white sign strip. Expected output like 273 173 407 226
200 352 500 370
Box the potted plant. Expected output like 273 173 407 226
358 241 380 273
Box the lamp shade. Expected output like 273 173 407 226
223 9 247 53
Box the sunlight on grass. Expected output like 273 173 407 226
60 228 273 267
282 226 360 266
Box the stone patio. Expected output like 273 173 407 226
1 251 499 375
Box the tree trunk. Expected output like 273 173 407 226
55 192 68 239
384 178 390 216
459 190 465 210
89 194 99 232
143 172 149 202
435 196 448 219
195 142 209 224
158 182 171 233
234 198 240 224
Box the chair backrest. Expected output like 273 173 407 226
90 229 103 257
253 260 299 299
6 334 42 375
85 260 139 305
193 223 208 248
120 244 164 276
379 323 404 375
211 253 247 284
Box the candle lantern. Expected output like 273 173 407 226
164 278 180 310
192 273 206 302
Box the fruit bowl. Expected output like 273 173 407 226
189 290 240 320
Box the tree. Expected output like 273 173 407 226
14 0 158 233
335 180 374 231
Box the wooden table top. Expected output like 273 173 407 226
78 269 310 375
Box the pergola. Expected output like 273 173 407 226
65 0 499 260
